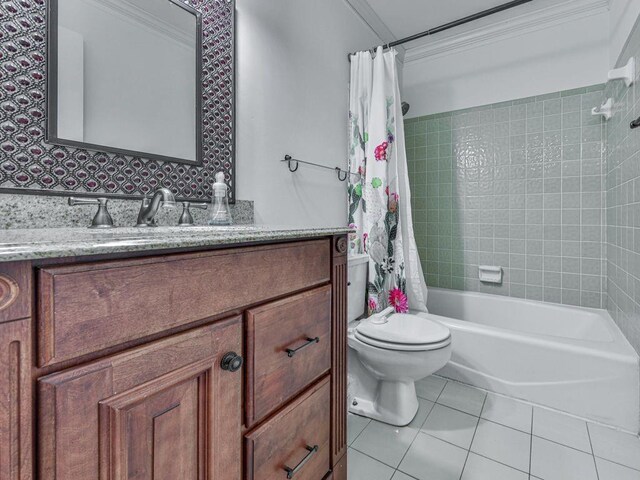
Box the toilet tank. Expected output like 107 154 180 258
348 254 369 321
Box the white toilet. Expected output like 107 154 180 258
347 254 452 426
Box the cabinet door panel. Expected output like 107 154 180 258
0 318 32 480
101 360 210 480
39 317 242 480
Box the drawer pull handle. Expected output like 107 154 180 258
284 444 318 479
286 337 320 358
220 352 243 372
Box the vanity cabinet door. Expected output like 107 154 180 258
38 316 243 480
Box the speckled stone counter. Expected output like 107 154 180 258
0 225 352 262
0 193 254 229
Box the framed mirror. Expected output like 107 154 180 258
47 0 202 165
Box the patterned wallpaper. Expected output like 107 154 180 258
605 15 640 353
0 0 235 202
405 86 607 309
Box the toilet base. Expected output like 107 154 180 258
349 379 419 426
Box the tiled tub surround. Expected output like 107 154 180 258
605 16 640 355
347 375 640 480
405 86 607 308
0 193 254 229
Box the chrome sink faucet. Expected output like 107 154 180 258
136 188 176 227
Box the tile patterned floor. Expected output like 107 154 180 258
347 376 640 480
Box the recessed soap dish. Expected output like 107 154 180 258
479 265 503 284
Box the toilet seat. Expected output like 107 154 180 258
353 331 451 351
354 313 451 352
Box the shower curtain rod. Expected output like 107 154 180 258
348 0 533 60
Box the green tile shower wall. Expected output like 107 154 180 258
605 16 640 353
405 86 606 308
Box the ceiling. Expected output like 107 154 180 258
349 0 584 51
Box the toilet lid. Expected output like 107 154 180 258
355 313 450 346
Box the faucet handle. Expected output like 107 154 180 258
68 197 115 229
178 201 208 226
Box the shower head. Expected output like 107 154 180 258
401 102 410 116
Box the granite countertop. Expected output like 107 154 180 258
0 225 352 262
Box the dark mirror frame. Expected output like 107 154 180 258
46 0 203 166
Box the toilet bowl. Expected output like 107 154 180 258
347 254 452 426
348 311 451 426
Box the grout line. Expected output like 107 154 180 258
348 447 399 473
434 375 639 436
530 433 593 456
528 403 534 476
592 454 640 473
393 397 441 472
432 378 448 403
458 394 487 480
394 433 420 477
586 422 600 480
392 468 420 480
587 423 640 473
461 443 531 475
348 415 371 447
433 399 484 419
356 400 436 472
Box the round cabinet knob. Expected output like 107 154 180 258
221 352 243 372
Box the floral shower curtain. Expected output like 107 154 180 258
348 47 429 315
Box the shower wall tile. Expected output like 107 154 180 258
604 15 640 354
406 85 606 309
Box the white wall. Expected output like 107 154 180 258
402 9 610 117
610 0 640 66
235 0 380 226
59 0 196 161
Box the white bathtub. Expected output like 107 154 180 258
423 288 640 432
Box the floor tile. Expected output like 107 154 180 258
352 420 419 468
437 381 487 416
481 394 532 433
407 398 435 430
588 423 640 470
596 457 640 480
415 375 447 401
391 472 417 480
348 413 370 445
532 407 591 453
347 448 395 480
461 453 529 480
421 403 479 449
399 433 468 480
530 436 598 480
471 419 531 472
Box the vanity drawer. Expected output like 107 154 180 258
245 285 331 427
245 377 331 480
37 239 330 367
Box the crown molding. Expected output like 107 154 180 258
343 0 406 61
404 0 609 64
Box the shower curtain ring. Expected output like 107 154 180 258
284 155 299 172
336 168 348 182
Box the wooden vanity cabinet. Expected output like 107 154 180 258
0 235 348 480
